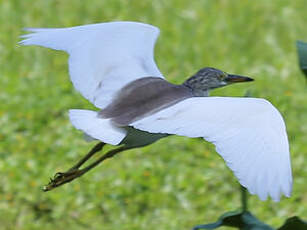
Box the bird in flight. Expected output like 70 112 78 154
20 21 292 202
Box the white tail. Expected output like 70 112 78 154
69 109 127 145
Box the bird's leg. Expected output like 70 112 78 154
67 142 106 171
43 145 132 192
43 142 105 192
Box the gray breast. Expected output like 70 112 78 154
99 77 193 126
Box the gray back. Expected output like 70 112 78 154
99 77 193 126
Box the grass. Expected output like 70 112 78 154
0 0 306 229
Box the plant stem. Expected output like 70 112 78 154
241 185 248 212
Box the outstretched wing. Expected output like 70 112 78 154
20 21 163 109
131 97 292 201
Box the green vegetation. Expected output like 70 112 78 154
0 1 306 229
297 40 307 77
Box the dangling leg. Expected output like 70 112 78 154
43 142 105 191
68 142 105 171
43 144 133 191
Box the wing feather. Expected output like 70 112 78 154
20 21 163 109
131 97 292 201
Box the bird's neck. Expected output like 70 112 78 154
182 81 209 97
190 88 209 97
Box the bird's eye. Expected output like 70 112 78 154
219 73 227 80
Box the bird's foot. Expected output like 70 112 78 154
42 142 106 192
43 169 84 192
42 144 130 192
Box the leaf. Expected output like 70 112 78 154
277 216 307 230
193 211 274 230
240 212 274 230
296 40 307 77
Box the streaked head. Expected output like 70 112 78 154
183 67 254 96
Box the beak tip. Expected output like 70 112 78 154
226 74 255 83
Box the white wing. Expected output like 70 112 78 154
20 21 163 109
132 97 292 201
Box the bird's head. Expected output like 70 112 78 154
183 67 254 96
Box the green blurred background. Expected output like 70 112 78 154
0 0 306 229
